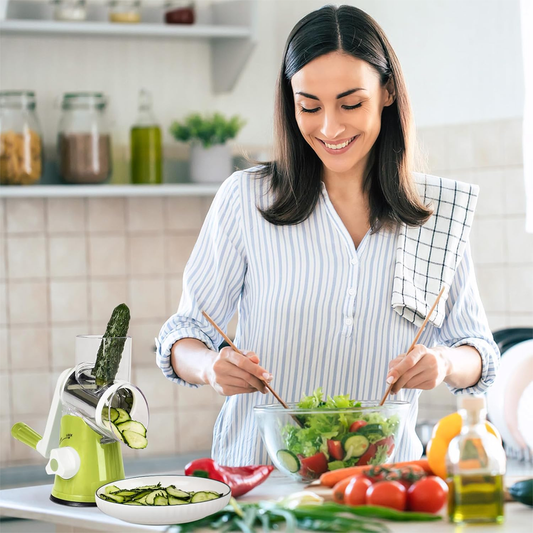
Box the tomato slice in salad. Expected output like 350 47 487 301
327 439 344 461
349 420 368 433
357 443 377 466
375 436 395 457
300 452 329 478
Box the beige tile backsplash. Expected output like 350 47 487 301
87 198 126 233
0 235 5 281
127 198 165 233
11 371 52 417
7 236 47 280
46 198 86 233
0 327 8 371
129 278 167 321
0 118 531 466
49 235 88 278
88 234 127 277
50 280 89 323
9 326 49 371
165 197 206 232
89 279 128 323
128 234 166 276
5 199 45 234
0 282 7 326
8 281 48 325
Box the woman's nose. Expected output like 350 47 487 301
320 110 345 140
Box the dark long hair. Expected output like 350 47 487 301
253 4 432 230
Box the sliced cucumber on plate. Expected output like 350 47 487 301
98 483 224 506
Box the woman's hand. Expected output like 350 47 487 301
386 344 451 394
206 347 273 396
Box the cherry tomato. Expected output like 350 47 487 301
407 476 448 513
344 475 373 506
327 439 344 461
349 420 368 433
366 480 407 511
333 476 355 504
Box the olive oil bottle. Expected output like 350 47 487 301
446 396 506 524
131 89 162 184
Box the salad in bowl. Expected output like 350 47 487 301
254 388 410 482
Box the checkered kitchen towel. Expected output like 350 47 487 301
392 173 479 328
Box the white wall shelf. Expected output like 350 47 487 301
0 0 258 93
0 184 220 198
0 19 252 39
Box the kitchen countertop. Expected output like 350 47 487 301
1 470 532 532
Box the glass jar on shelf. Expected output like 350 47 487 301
52 0 87 22
0 91 43 186
57 92 112 184
164 0 195 24
108 0 141 24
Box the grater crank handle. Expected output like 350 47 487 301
11 422 42 450
36 367 73 458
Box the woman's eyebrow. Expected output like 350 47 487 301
295 88 366 100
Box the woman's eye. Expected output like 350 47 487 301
343 103 363 110
299 103 362 113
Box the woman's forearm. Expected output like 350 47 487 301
171 338 216 385
441 345 483 389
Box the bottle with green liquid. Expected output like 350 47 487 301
130 89 162 184
446 396 506 524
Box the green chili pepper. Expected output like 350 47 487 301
319 504 442 522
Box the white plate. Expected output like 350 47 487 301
95 475 231 525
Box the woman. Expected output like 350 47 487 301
157 5 499 466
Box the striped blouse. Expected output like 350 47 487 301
157 168 499 466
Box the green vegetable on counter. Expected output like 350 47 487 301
93 303 131 387
508 479 533 507
98 482 222 506
168 497 390 533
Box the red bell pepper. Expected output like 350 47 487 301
184 458 274 498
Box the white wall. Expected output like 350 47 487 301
1 0 524 150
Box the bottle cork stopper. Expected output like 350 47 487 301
458 395 486 412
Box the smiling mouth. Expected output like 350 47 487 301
318 136 358 150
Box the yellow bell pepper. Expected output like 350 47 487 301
426 412 501 479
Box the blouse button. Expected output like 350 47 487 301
348 288 356 296
344 317 354 326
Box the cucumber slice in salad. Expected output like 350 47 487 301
342 434 369 459
277 449 300 473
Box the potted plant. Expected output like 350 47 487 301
170 112 245 184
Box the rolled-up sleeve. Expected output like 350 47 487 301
156 172 247 387
435 242 500 395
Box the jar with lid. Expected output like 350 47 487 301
57 93 112 184
164 0 195 24
109 0 141 23
0 91 43 186
52 0 87 22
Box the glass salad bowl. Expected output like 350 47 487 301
254 398 410 482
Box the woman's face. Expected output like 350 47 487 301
291 51 395 182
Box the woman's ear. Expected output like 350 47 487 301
383 78 396 107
